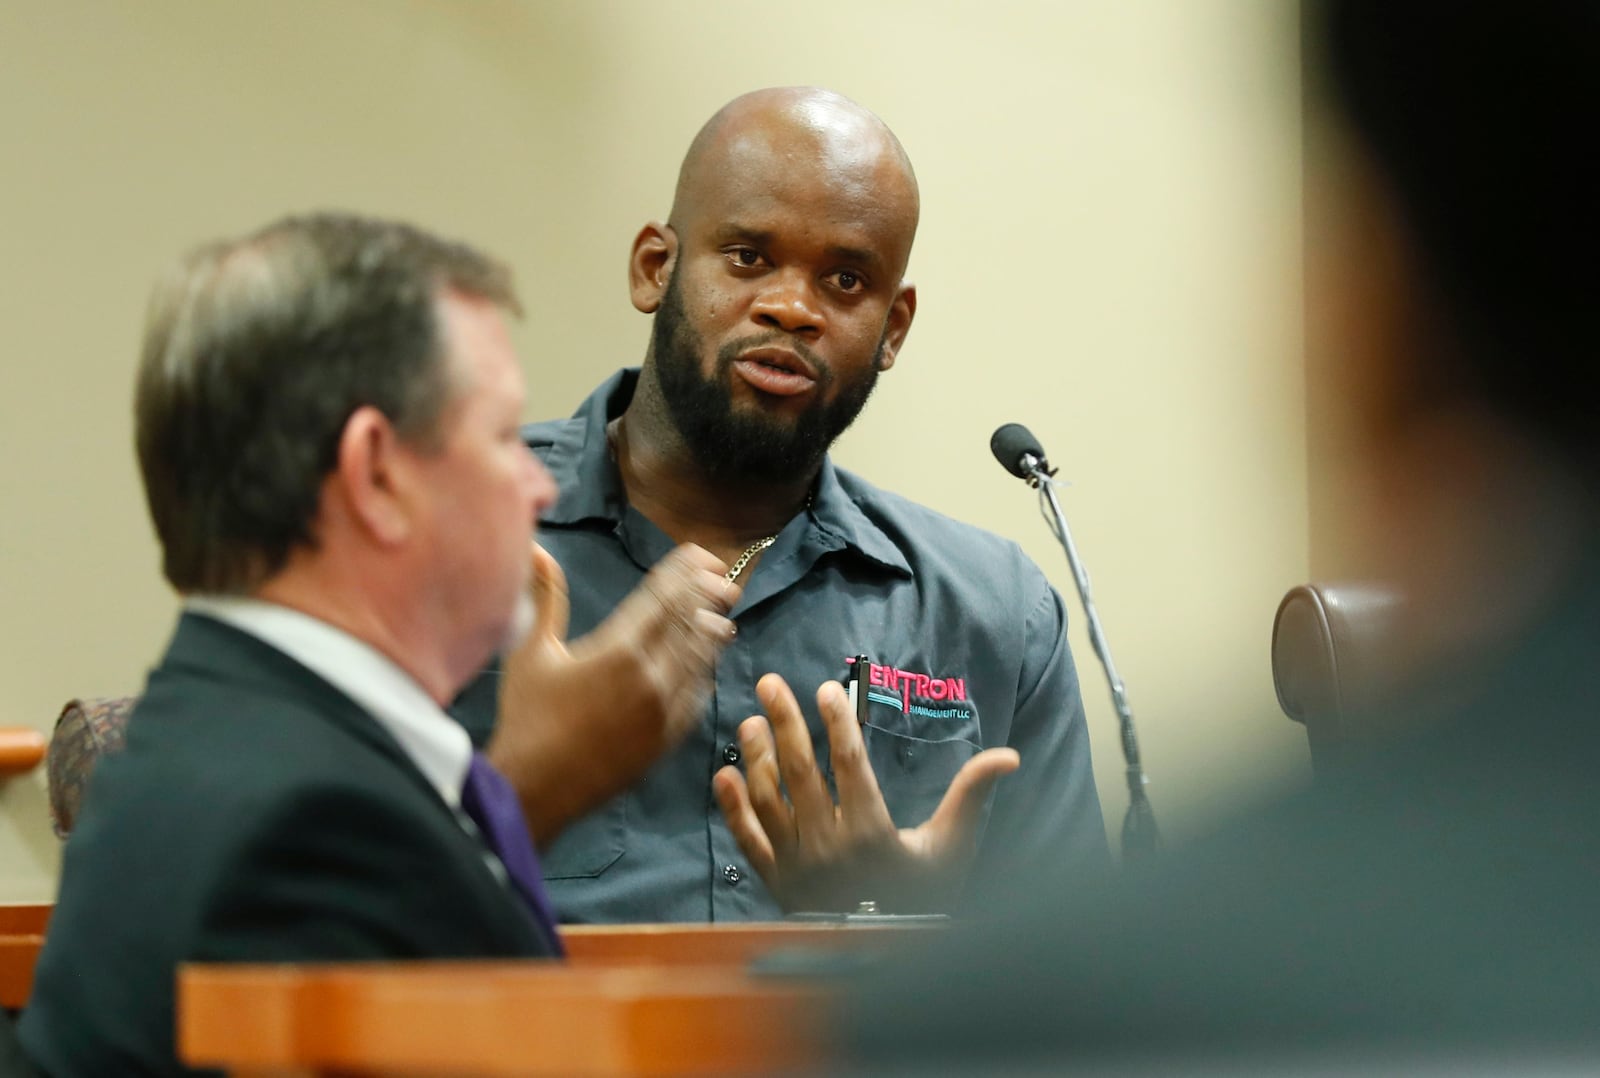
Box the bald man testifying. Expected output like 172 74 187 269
461 88 1108 922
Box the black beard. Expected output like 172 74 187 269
650 274 883 485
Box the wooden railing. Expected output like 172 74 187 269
179 959 831 1076
0 728 45 778
4 913 933 1073
179 923 933 1075
0 733 51 1009
0 903 50 1009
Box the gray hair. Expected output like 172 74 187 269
135 212 519 594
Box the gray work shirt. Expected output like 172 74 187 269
452 369 1108 923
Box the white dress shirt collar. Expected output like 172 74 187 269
183 595 472 808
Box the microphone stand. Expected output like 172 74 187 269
1019 452 1161 859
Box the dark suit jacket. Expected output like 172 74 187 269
20 613 552 1078
0 1013 38 1078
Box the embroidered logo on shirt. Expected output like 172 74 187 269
846 657 968 716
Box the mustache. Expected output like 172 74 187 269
715 333 832 388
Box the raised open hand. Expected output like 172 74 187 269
712 672 1019 913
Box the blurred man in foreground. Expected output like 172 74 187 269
20 214 736 1077
846 1 1600 1070
457 87 1108 923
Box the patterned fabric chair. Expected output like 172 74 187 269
46 697 137 838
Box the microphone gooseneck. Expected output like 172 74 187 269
989 423 1160 860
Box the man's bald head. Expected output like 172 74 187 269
626 87 921 487
668 87 920 277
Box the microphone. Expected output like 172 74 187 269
989 423 1160 860
989 423 1049 479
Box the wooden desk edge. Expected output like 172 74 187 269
561 919 942 967
178 960 834 1075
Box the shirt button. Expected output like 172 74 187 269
722 864 743 885
722 743 741 765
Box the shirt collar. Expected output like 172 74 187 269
528 367 911 578
183 595 473 808
525 368 634 528
806 455 913 578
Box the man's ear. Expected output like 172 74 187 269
629 222 678 314
877 281 917 372
334 406 412 546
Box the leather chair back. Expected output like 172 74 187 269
1272 583 1405 770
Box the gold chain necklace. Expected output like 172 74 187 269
607 417 811 585
722 488 815 583
724 536 777 583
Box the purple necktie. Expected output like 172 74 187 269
459 752 565 956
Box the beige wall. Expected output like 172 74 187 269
0 0 1306 901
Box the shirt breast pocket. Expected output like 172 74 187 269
450 667 627 880
539 795 627 879
853 698 982 830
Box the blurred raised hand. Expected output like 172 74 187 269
488 542 738 844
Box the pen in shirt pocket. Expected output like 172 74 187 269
847 654 871 724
